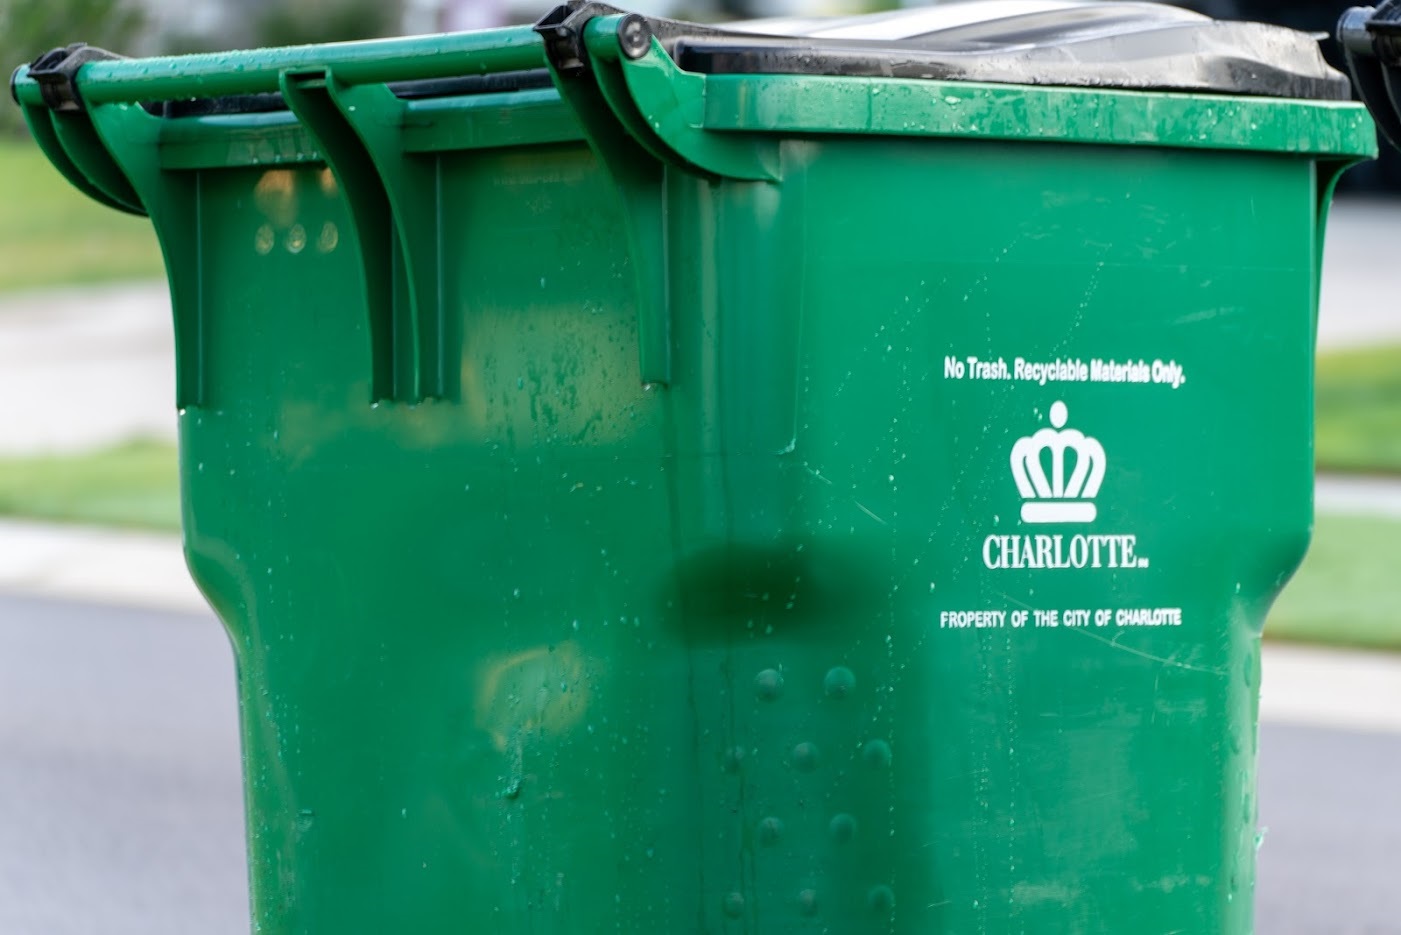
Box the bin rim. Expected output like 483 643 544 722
10 6 1378 168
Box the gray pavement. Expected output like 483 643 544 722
1257 723 1401 935
0 594 246 935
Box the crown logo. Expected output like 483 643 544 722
1010 401 1106 524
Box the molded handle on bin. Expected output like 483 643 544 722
1339 3 1401 150
9 27 568 408
10 12 723 400
530 3 785 390
10 10 772 396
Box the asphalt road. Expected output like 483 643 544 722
1 593 1397 934
1258 723 1401 935
0 594 245 935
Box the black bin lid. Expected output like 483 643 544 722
665 0 1349 101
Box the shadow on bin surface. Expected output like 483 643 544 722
10 2 1376 932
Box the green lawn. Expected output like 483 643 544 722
1316 344 1401 474
1270 512 1401 652
0 439 179 531
0 138 164 293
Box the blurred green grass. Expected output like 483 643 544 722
1270 513 1401 652
0 138 164 293
1316 344 1401 474
0 439 179 531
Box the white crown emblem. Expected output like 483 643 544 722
1010 401 1106 524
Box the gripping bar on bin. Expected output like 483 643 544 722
12 27 548 110
1339 3 1401 150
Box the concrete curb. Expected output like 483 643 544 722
1315 474 1401 518
1260 643 1401 735
0 520 203 613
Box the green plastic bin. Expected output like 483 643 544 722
11 2 1376 932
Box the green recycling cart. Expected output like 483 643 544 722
11 2 1376 932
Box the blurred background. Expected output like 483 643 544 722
1 1 1399 933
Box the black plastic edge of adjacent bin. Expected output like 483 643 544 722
1339 2 1401 150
